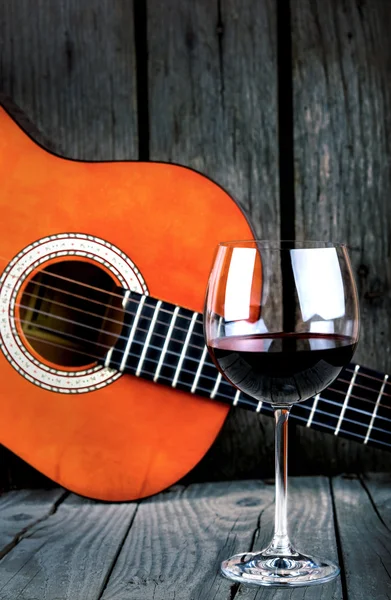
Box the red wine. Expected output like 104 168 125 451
208 333 357 406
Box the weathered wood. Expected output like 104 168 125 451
100 480 274 600
0 493 137 600
291 0 391 373
362 471 391 529
0 489 65 559
233 477 342 600
332 474 391 599
0 0 138 160
148 0 280 480
291 0 391 472
148 0 279 237
0 475 389 598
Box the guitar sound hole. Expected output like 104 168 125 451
18 260 124 368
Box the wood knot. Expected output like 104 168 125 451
236 497 259 507
11 513 31 521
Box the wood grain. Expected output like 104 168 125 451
0 476 389 598
362 471 391 529
148 0 279 237
332 474 391 599
291 0 391 473
291 0 391 373
0 489 65 559
0 0 138 160
100 480 275 600
0 493 137 600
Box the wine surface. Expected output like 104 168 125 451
208 333 357 406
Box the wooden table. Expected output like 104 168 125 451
0 473 389 599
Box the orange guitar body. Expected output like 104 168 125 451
0 104 253 501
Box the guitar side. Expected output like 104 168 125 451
0 104 253 501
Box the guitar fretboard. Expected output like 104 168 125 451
105 291 391 452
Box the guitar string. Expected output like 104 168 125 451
15 331 391 441
13 297 391 410
10 277 390 391
12 284 391 408
14 294 391 406
11 297 391 415
20 280 209 338
8 313 391 424
17 278 196 323
3 254 389 442
345 367 388 387
14 267 381 394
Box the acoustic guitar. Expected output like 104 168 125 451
0 99 389 501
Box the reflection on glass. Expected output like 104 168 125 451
224 247 257 321
291 248 345 321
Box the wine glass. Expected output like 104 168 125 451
204 240 360 587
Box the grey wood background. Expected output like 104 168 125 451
0 474 390 599
0 0 390 489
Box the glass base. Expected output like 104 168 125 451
221 549 340 587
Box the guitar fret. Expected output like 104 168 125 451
191 345 208 393
119 295 146 372
210 372 222 399
135 300 162 377
102 287 391 452
104 346 114 369
334 364 360 436
306 394 320 428
172 312 198 388
153 305 180 382
122 289 131 308
364 373 389 444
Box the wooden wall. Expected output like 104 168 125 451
0 0 390 489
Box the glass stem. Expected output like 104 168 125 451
268 406 294 555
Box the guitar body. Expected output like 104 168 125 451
0 104 253 501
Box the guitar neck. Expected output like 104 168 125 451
105 290 391 452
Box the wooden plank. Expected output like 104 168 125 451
234 476 342 600
100 477 341 599
0 489 65 558
361 472 391 530
332 474 391 599
0 492 138 600
148 0 279 238
291 0 391 472
0 0 138 160
148 0 280 480
291 0 391 373
1 477 387 598
100 480 274 600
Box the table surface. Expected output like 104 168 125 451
0 473 389 600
